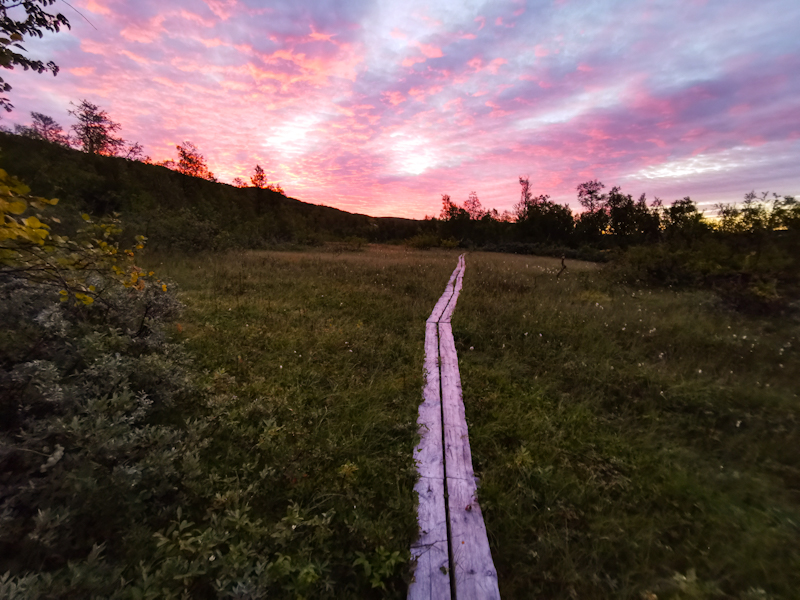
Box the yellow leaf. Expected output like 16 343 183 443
88 285 96 292
24 216 44 228
59 289 68 296
81 213 91 221
162 284 167 292
6 199 26 215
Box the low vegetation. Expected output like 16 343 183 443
456 253 800 598
1 180 460 597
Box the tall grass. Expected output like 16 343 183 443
455 252 800 599
141 246 463 597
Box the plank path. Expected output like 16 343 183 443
409 255 501 600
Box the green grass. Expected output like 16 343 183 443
455 252 800 599
145 246 799 598
144 246 463 597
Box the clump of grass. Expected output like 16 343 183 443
455 252 800 599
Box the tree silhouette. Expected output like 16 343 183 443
68 100 124 155
577 180 606 212
14 111 69 145
232 177 247 188
440 194 466 221
250 164 267 188
464 191 485 220
0 0 70 114
176 141 215 181
123 141 146 161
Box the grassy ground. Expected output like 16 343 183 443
455 252 800 599
145 246 462 597
146 246 799 598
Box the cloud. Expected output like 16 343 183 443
3 0 798 217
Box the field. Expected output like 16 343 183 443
149 246 799 599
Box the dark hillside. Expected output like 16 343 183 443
0 132 425 249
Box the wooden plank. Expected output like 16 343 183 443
409 540 452 600
413 254 500 600
440 256 465 323
438 322 474 482
447 476 501 600
412 290 450 600
412 476 449 546
415 403 444 480
421 322 440 407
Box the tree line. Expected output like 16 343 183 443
5 105 285 192
432 176 799 250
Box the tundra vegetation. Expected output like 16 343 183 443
1 129 799 598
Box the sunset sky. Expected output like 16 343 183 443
5 0 800 218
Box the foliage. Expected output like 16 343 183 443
0 0 69 114
515 188 574 245
576 179 606 212
0 168 194 596
455 251 800 598
175 141 215 182
439 193 468 222
250 164 266 188
464 191 485 220
68 99 125 156
13 111 69 146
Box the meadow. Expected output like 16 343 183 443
153 246 798 599
3 238 798 599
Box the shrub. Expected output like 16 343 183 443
0 169 194 595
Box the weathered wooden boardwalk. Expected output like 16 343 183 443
409 255 501 600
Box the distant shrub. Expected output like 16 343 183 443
343 235 368 250
482 241 609 263
614 238 798 314
405 233 441 249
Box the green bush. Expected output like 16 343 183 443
0 169 196 596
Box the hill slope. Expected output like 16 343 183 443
0 133 426 249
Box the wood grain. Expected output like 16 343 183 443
447 476 501 600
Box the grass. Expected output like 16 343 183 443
144 245 799 598
455 252 800 599
144 245 463 597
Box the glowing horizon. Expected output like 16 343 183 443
4 0 799 218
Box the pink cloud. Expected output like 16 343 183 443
68 66 95 76
402 55 426 67
120 15 166 44
382 91 406 106
418 43 443 58
203 0 236 21
487 58 507 74
84 0 111 15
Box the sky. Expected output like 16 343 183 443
4 0 800 218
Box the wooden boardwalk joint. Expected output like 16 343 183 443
409 255 501 600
